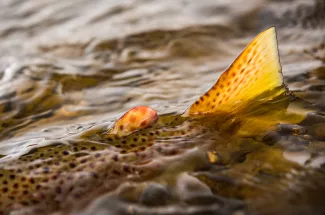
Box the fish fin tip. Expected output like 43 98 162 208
110 106 158 136
187 27 285 115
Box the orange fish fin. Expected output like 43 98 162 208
186 27 286 115
110 106 158 136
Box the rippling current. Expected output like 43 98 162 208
0 0 325 214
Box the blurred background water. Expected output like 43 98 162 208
0 0 324 214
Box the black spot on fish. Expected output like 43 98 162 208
21 201 29 206
91 172 98 179
43 167 50 174
123 165 131 173
3 102 13 113
56 187 62 194
112 170 121 176
69 163 76 168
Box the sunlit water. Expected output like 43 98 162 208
0 0 324 214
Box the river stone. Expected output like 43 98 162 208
139 183 170 206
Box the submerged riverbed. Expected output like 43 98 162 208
0 0 324 214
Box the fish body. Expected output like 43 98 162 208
0 28 306 214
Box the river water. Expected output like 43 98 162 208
0 0 324 214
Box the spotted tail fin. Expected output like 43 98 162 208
186 27 286 115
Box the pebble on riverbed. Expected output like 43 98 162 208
139 183 170 206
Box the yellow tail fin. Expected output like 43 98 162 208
186 27 286 115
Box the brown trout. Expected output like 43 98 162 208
0 27 307 214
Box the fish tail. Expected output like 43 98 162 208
186 27 288 115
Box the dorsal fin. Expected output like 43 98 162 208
186 27 286 115
110 106 158 136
